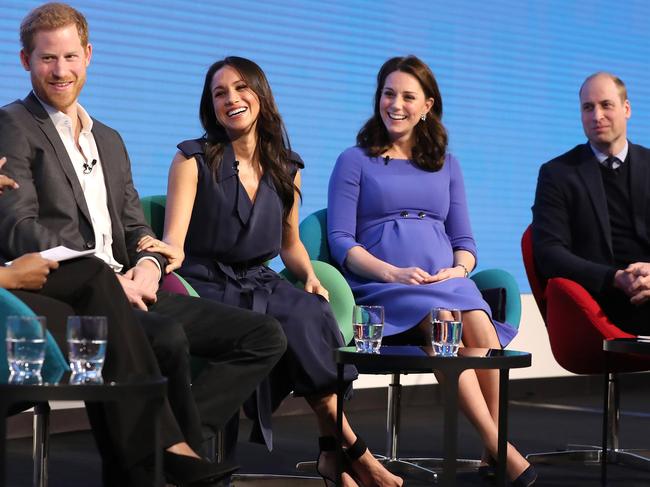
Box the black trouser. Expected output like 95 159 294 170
13 257 286 483
599 288 650 335
141 291 287 451
12 258 181 467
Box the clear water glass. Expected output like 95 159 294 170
5 315 46 384
431 308 462 356
352 305 384 353
67 316 108 384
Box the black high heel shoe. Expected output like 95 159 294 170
163 451 239 486
316 436 338 487
511 464 537 487
478 456 497 481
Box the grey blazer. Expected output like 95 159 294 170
0 92 163 270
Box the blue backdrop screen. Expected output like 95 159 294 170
2 1 649 289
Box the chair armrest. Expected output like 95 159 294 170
471 268 522 329
280 261 355 345
160 272 200 297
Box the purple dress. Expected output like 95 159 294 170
327 146 517 347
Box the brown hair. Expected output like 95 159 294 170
20 2 89 54
357 55 448 171
199 56 298 227
579 72 628 103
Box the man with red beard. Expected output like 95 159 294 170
0 3 286 486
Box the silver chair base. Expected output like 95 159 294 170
297 456 482 483
231 473 324 486
527 445 650 470
296 457 438 483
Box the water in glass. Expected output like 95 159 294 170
67 316 108 384
68 339 107 381
5 316 46 384
353 323 384 353
432 319 463 356
352 305 384 353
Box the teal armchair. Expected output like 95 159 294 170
0 289 68 383
0 289 70 485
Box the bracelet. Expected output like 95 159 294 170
456 263 470 278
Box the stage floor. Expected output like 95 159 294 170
6 374 650 486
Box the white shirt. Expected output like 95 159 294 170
38 97 123 272
590 141 629 170
37 98 162 279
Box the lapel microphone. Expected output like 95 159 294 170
233 160 239 173
384 156 390 165
82 159 97 174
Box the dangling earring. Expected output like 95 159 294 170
421 113 426 122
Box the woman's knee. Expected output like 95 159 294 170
461 310 498 347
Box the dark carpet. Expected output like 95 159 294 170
6 374 650 486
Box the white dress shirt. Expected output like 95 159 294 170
37 97 163 279
38 97 124 272
590 141 629 170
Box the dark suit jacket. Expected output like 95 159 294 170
531 141 650 296
0 92 164 270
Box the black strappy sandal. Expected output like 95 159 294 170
344 435 368 464
316 436 338 487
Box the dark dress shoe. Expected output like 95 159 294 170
511 464 537 487
478 454 497 481
163 451 239 486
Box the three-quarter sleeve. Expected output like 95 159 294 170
327 148 364 268
444 154 477 259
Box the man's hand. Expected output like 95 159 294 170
5 253 58 290
117 260 159 311
137 235 185 273
0 157 19 194
614 263 650 305
625 262 650 277
614 269 636 296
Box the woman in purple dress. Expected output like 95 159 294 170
328 56 536 486
142 57 402 487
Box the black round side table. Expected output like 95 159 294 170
335 345 532 487
0 376 167 487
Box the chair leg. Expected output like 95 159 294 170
32 402 50 487
385 373 401 460
527 373 650 471
376 373 439 482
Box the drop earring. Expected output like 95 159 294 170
421 113 426 121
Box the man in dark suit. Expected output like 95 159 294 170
532 72 650 335
0 3 286 486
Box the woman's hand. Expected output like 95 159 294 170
0 157 19 194
386 266 434 285
137 235 185 274
427 265 467 283
304 276 329 301
5 253 58 290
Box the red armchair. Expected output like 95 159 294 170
521 225 650 468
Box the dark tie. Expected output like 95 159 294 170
605 156 620 170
